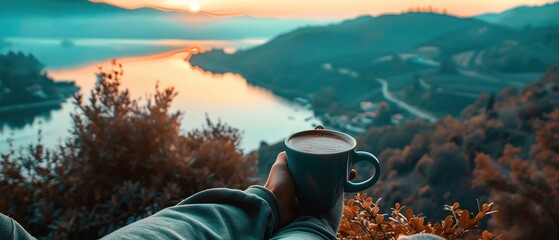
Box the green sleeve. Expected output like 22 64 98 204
0 213 36 240
272 216 337 240
102 186 281 240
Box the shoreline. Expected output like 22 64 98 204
0 98 70 112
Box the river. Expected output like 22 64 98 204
0 38 322 153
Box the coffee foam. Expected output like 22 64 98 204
288 131 354 154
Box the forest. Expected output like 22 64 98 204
351 65 559 239
259 65 559 239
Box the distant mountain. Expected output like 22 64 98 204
190 13 503 96
463 25 559 73
0 0 135 16
0 0 324 40
0 39 9 49
475 2 559 29
232 13 490 66
527 25 559 52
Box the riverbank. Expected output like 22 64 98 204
0 82 79 113
0 98 70 112
190 56 310 100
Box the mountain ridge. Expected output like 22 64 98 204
230 13 491 67
190 10 558 103
475 1 559 29
0 0 325 40
189 12 511 101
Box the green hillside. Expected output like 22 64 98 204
420 24 519 56
475 2 559 29
190 13 504 97
444 25 559 73
231 13 490 67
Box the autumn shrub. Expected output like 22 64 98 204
348 65 558 233
338 193 497 240
472 110 559 240
0 61 257 239
426 143 469 186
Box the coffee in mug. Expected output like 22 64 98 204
285 127 380 212
288 131 353 154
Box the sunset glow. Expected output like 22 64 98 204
164 0 187 6
189 2 200 12
92 0 556 19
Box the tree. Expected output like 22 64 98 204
0 61 257 239
374 102 391 126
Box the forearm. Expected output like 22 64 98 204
103 186 281 240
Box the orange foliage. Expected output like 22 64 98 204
338 193 497 240
536 109 559 153
351 65 559 238
472 110 559 240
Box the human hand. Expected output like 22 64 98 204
264 152 357 227
264 152 298 226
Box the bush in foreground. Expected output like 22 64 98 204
0 61 257 239
338 193 497 240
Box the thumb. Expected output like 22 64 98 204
272 151 288 169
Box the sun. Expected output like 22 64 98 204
189 2 200 12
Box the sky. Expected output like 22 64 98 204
94 0 557 19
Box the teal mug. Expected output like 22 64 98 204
285 127 380 212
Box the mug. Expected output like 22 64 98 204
284 127 380 212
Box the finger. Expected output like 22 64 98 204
272 151 288 168
349 169 357 180
276 151 287 163
265 152 291 189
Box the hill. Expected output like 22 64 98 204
0 51 78 108
445 25 559 73
190 13 508 97
475 2 559 29
0 38 9 49
0 0 322 40
420 23 519 56
220 13 490 67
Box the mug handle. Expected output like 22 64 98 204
344 151 381 192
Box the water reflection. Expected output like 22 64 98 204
0 104 62 130
1 47 321 153
1 37 267 69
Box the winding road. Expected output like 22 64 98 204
376 78 437 123
332 64 438 123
